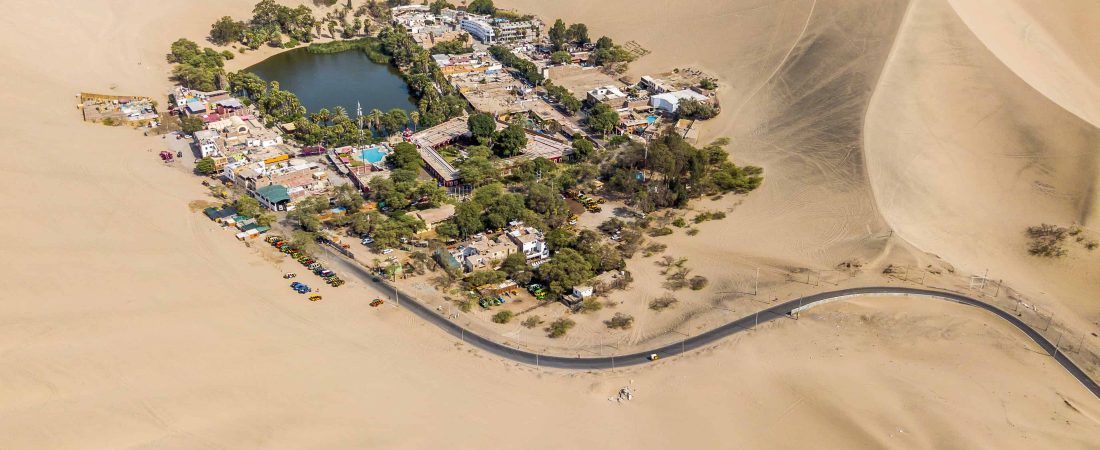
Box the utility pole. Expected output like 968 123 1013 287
754 267 760 295
1054 332 1063 358
754 310 759 330
670 330 688 356
357 101 363 148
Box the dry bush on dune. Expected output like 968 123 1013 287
1026 224 1068 258
649 294 679 311
605 313 634 330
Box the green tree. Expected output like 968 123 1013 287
235 196 263 217
537 248 593 295
676 99 719 120
453 200 484 237
566 23 589 44
181 115 205 134
494 121 527 157
571 136 594 161
467 0 495 15
586 103 619 136
548 19 567 51
550 51 571 65
333 183 365 211
210 16 246 45
467 269 506 287
467 113 496 144
388 142 423 170
430 0 454 14
458 156 497 187
196 157 218 175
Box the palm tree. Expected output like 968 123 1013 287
368 109 384 133
333 106 349 122
409 111 420 131
316 107 332 126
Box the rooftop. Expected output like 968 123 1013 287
255 184 290 204
415 204 456 224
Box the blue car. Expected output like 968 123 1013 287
290 282 310 294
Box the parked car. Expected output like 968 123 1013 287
381 248 394 255
283 273 297 279
370 299 385 307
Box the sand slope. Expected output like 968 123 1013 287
864 0 1100 330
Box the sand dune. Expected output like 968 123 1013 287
864 0 1100 330
2 0 1100 447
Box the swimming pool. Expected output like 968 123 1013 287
359 146 388 164
646 115 658 124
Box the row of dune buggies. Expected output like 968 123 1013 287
265 236 345 288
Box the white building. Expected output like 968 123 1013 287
650 89 710 113
506 226 550 260
587 85 627 105
194 129 220 158
494 20 541 44
461 18 495 43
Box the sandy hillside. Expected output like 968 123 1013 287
864 0 1100 332
1 0 1099 448
503 0 1100 346
500 0 924 349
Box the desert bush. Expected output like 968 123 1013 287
492 310 514 324
693 211 726 223
605 313 634 330
686 228 699 236
671 217 687 228
649 227 673 237
642 243 667 257
456 298 474 312
689 275 709 290
1026 224 1068 258
649 294 678 311
522 315 543 329
547 318 576 338
577 297 603 313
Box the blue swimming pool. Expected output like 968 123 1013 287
646 115 658 124
359 146 388 164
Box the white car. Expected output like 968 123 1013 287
361 237 374 245
381 248 394 255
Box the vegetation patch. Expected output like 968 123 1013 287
547 318 576 338
649 294 679 311
577 298 603 314
521 315 544 329
604 313 634 330
1026 224 1068 258
491 310 514 324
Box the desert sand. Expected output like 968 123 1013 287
2 0 1099 448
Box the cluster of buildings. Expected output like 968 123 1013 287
390 5 542 46
431 52 502 76
171 86 339 212
436 222 551 273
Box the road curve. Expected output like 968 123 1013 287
321 248 1100 399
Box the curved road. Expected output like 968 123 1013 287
321 248 1100 399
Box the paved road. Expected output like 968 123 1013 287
321 247 1100 399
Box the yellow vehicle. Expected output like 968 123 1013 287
309 294 322 302
648 353 660 361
